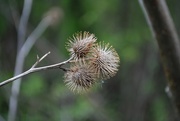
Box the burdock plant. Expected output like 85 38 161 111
0 31 120 93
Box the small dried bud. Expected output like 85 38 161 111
90 42 120 80
64 61 97 93
66 31 97 59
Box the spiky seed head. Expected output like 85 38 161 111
90 42 120 80
64 61 97 93
66 31 97 60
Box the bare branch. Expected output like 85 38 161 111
17 0 33 49
31 51 51 68
8 6 63 121
0 54 74 87
8 3 54 121
59 67 69 72
8 1 33 121
30 54 74 72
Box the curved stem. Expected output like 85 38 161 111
0 54 74 87
8 1 33 121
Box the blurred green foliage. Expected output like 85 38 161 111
0 0 179 121
151 97 168 121
21 74 45 97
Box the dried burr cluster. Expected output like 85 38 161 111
64 31 120 93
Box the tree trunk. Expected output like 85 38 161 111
139 0 180 120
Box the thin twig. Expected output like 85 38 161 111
17 0 33 49
59 67 69 72
8 1 33 121
8 2 52 121
31 51 51 68
0 53 74 87
8 0 19 29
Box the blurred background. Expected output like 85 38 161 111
0 0 180 121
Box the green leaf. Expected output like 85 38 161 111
22 74 45 97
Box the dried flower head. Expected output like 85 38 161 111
90 42 120 80
64 31 120 93
64 61 97 93
67 31 97 59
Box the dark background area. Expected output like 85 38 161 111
0 0 180 121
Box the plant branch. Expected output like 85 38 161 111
17 0 32 49
139 0 180 119
8 1 33 121
31 51 51 68
8 4 53 121
0 53 74 87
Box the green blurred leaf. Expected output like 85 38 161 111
152 98 168 121
22 74 45 97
